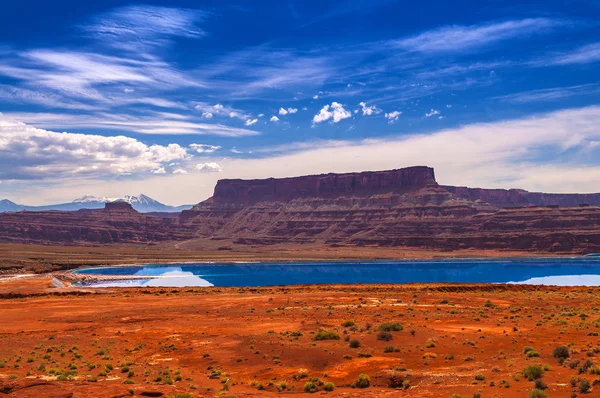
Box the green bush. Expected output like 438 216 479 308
323 382 334 391
352 373 370 388
378 322 403 332
304 381 318 393
377 331 393 341
341 320 355 327
314 329 340 341
474 374 485 381
553 345 570 362
523 365 543 381
349 339 360 348
580 379 591 393
529 389 548 398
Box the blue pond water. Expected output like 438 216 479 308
74 257 600 287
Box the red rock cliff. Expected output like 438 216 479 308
208 166 437 205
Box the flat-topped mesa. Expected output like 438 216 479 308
208 166 437 204
103 201 138 213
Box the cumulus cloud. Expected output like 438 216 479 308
194 102 251 122
0 115 189 180
245 118 258 126
385 111 402 123
278 107 298 116
195 162 222 173
313 95 319 99
270 116 280 122
359 102 381 116
189 144 220 153
312 102 351 124
172 168 188 175
425 109 440 117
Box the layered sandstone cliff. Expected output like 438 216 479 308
1 166 600 254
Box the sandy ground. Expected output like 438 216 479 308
0 275 599 397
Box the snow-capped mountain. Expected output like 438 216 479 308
0 199 25 212
0 194 192 213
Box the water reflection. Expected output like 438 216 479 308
76 258 600 287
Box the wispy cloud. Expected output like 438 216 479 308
82 5 207 52
544 42 600 65
392 18 562 53
494 84 600 103
6 112 260 137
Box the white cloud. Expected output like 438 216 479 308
8 106 600 206
124 88 134 93
189 144 221 153
245 118 258 126
230 148 243 154
312 102 351 124
359 102 381 116
152 167 166 174
0 115 189 180
172 168 188 175
194 102 250 122
313 95 319 99
494 84 600 103
195 162 222 173
278 107 298 116
9 112 259 137
393 18 561 53
425 109 440 117
546 42 600 65
270 116 280 122
384 111 402 123
258 113 264 117
83 5 206 52
446 104 452 108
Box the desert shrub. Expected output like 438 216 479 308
323 382 335 391
524 346 536 354
579 359 594 374
529 389 548 398
474 374 485 381
534 379 548 390
341 320 355 328
378 322 403 332
377 331 393 341
314 329 340 341
580 379 591 393
304 381 318 393
349 339 360 348
352 373 370 388
553 346 570 362
527 350 540 358
523 365 543 381
384 345 395 353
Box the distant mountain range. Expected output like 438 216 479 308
0 194 192 213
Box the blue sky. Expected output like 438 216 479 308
1 0 600 205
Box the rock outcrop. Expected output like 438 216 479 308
443 186 600 209
2 166 600 254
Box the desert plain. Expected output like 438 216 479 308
0 244 598 398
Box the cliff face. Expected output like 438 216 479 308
0 203 195 244
177 167 600 253
207 166 437 205
2 166 600 254
443 186 600 208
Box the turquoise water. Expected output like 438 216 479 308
74 257 600 287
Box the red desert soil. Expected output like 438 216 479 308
1 276 599 397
